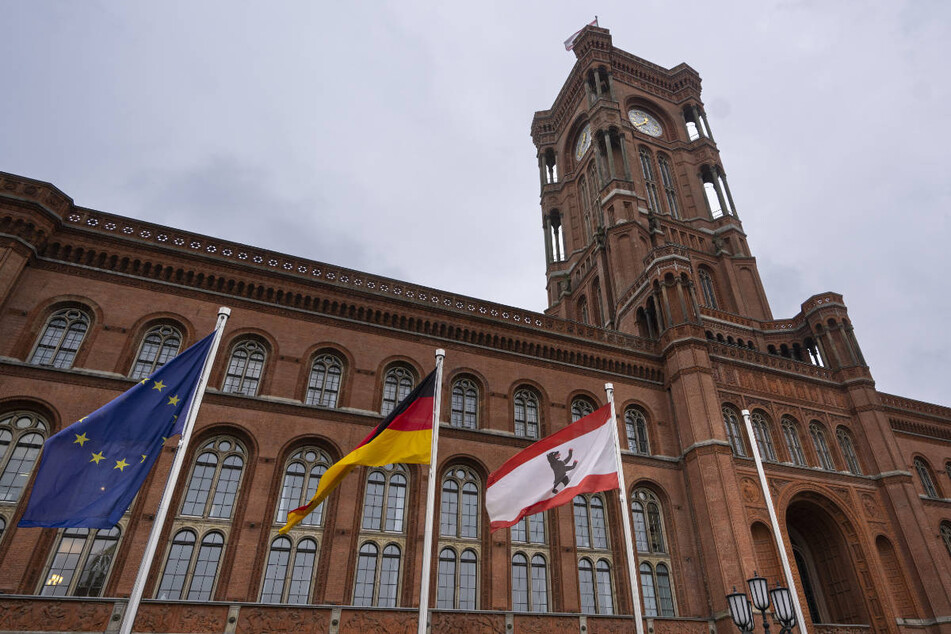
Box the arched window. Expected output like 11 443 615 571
625 406 650 455
514 388 540 439
156 529 224 600
276 448 331 527
722 406 746 457
436 547 477 609
260 536 317 604
941 522 951 558
574 494 608 550
578 297 590 325
381 366 416 416
30 308 90 368
512 552 549 612
40 527 121 597
578 557 614 614
571 397 596 423
630 489 667 554
657 155 680 219
631 488 676 616
305 353 343 407
512 512 546 545
361 464 408 533
750 411 777 462
915 458 939 498
638 147 661 213
698 269 718 310
0 411 48 503
781 417 806 467
130 325 182 380
836 427 862 475
353 542 402 607
440 467 480 539
222 339 266 396
809 422 835 471
450 377 479 429
181 438 245 519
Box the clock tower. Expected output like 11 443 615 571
532 25 772 338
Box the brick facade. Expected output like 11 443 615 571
0 26 948 634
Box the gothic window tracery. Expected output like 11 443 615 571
836 427 862 475
625 406 650 455
222 339 265 396
450 377 479 429
130 324 182 379
0 411 47 504
305 353 343 407
40 526 121 597
750 411 777 462
571 397 596 423
381 365 416 416
721 406 746 456
514 388 541 439
30 308 90 369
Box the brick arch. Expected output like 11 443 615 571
115 312 196 376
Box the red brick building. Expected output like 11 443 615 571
0 26 949 634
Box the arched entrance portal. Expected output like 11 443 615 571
786 496 870 627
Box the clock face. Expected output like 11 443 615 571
628 108 663 137
575 124 592 161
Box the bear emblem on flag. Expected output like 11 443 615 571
547 449 578 493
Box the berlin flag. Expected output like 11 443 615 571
486 404 619 531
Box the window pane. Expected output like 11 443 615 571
181 452 217 516
385 473 406 532
379 545 401 607
590 497 607 550
647 503 665 553
187 532 223 601
287 539 317 605
640 563 657 616
574 497 590 548
530 555 548 612
440 480 458 537
459 549 477 610
362 471 385 530
277 463 305 524
41 528 89 596
0 432 44 502
74 527 120 597
632 501 649 552
302 463 326 526
461 482 478 538
511 517 527 543
157 530 196 600
512 553 529 611
578 559 596 614
596 560 614 615
209 455 243 518
352 543 378 607
657 563 674 616
436 548 456 609
260 537 291 603
529 513 546 544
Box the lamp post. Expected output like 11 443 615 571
726 573 798 634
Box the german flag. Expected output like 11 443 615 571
279 369 437 534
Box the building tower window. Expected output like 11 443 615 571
222 339 266 396
181 438 246 519
625 406 650 455
514 388 540 439
156 529 224 601
353 542 401 607
305 353 343 407
698 269 718 310
0 412 47 504
809 423 835 471
30 308 90 369
657 155 680 219
276 449 331 527
450 378 479 429
781 417 807 467
750 411 777 461
260 535 317 604
362 464 407 533
721 406 746 457
381 366 416 416
130 325 182 380
40 527 121 597
836 427 862 475
571 397 596 423
915 458 939 498
638 148 662 213
631 488 676 616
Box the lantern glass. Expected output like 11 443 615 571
770 586 795 625
748 575 770 610
727 591 752 629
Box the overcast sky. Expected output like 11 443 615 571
3 1 948 407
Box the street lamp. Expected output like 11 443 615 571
726 573 797 633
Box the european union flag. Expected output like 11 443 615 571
19 332 216 529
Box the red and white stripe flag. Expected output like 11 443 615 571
564 18 599 51
486 404 618 531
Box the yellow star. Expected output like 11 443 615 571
73 432 89 447
140 454 148 463
140 378 148 385
90 451 105 464
168 394 181 406
114 458 130 472
152 380 166 392
78 416 88 423
161 436 168 443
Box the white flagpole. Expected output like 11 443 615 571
605 383 645 634
417 349 446 634
118 307 231 634
741 409 809 633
